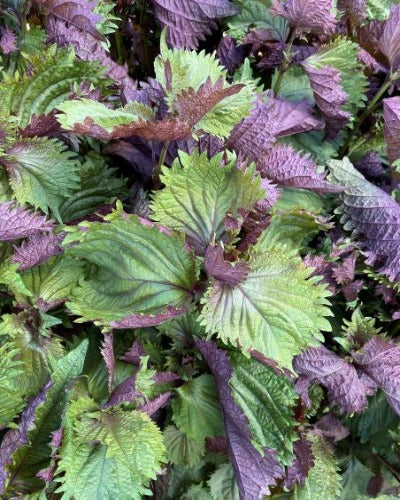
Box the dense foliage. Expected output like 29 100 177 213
1 0 400 498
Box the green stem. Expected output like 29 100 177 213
153 141 170 186
273 30 297 96
339 73 397 158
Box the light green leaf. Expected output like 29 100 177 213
64 213 198 325
366 0 397 20
150 151 264 253
155 32 226 102
272 188 326 214
12 255 84 309
68 407 166 499
194 86 254 139
57 398 164 500
257 209 333 252
163 425 205 467
154 34 253 137
0 313 64 399
172 374 225 441
208 463 239 500
56 99 155 133
3 137 80 219
0 341 25 427
200 242 332 369
293 435 341 499
229 353 298 464
272 66 314 102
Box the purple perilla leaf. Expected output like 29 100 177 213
37 0 103 40
204 245 249 286
0 28 17 54
283 438 314 489
197 341 284 500
354 152 385 180
0 381 52 493
303 64 350 139
120 340 146 365
353 337 400 415
152 0 238 49
228 94 323 162
328 158 400 282
293 345 368 414
383 97 400 165
0 202 54 241
379 5 400 73
217 35 249 73
258 144 342 193
270 0 337 35
337 0 366 26
12 232 64 270
139 392 173 417
101 333 115 392
46 19 133 88
110 306 188 329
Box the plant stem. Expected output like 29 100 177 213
273 30 297 96
375 454 400 483
153 141 170 186
339 73 396 158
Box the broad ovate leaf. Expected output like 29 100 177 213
56 99 188 142
152 0 238 49
227 94 323 162
154 32 228 100
270 0 337 34
64 214 198 325
259 144 342 193
302 64 350 138
328 157 400 282
200 240 332 369
229 352 298 464
56 399 165 499
304 38 368 115
171 374 225 441
10 255 83 311
0 202 54 241
1 137 79 219
12 232 64 271
38 0 103 39
383 96 400 164
293 345 368 414
197 341 284 499
150 151 264 253
379 5 400 72
353 337 400 415
0 46 107 127
292 435 341 499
